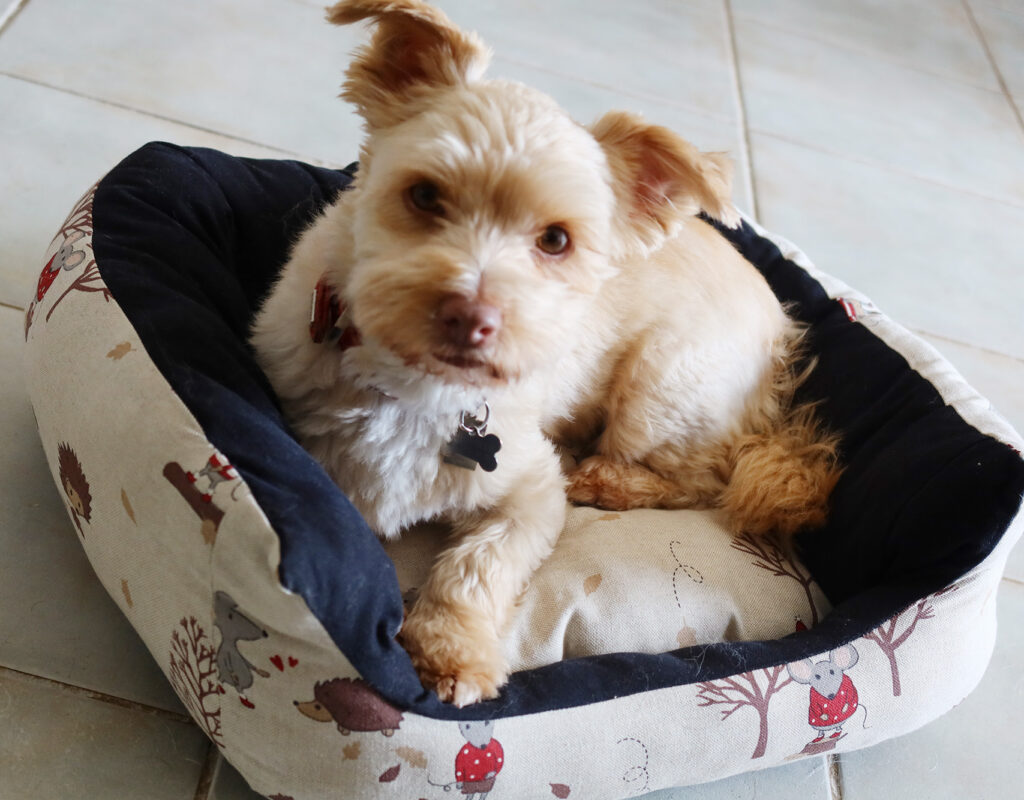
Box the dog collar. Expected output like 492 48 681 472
309 277 361 351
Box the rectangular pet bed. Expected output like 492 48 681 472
24 142 1024 799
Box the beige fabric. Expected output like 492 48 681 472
387 507 830 673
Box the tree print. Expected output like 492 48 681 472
731 532 820 625
695 666 792 759
863 576 976 697
44 257 112 324
169 616 223 747
25 184 106 338
52 185 95 243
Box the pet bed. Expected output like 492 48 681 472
24 143 1024 799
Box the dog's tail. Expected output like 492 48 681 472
719 402 841 539
718 331 842 541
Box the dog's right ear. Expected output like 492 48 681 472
591 110 740 257
327 0 491 129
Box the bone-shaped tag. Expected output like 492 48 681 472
442 428 502 472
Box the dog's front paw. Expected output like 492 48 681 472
566 456 636 510
567 455 687 511
400 604 507 707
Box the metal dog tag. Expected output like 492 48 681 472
442 405 501 472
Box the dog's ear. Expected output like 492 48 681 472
591 110 740 255
327 0 491 129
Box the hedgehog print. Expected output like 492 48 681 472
294 677 404 736
57 442 92 537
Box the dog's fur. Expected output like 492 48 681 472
250 0 840 707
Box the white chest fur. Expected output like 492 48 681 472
289 340 499 538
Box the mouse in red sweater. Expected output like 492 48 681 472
454 720 504 799
788 644 861 743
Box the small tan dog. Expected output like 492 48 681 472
251 0 839 706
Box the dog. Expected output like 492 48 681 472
250 0 840 707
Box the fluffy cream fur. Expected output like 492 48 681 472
250 0 840 706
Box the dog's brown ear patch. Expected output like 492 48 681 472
591 110 740 254
328 0 491 129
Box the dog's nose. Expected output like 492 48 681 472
437 295 501 349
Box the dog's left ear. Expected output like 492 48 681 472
327 0 491 130
591 110 741 255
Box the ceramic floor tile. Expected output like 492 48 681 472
837 579 1024 798
731 0 998 90
970 2 1024 103
977 0 1024 15
1005 542 1024 585
0 0 364 164
206 755 263 800
489 57 753 214
915 333 1024 437
638 756 831 799
0 667 210 799
0 74 300 311
440 0 738 121
0 305 185 712
750 133 1024 360
735 18 1024 206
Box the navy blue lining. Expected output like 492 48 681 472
90 143 1024 721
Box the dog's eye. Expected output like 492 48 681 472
537 225 570 255
407 181 444 216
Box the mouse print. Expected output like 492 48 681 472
787 644 864 747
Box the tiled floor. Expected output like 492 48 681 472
2 0 1022 797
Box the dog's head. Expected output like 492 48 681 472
328 0 738 387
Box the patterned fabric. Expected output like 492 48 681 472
808 675 858 729
23 144 1024 799
456 739 504 783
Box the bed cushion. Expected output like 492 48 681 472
23 142 1024 799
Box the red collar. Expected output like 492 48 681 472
309 277 361 351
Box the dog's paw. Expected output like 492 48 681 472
431 668 502 708
567 455 689 511
400 604 507 707
566 456 636 510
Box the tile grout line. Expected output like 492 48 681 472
0 0 30 37
722 0 759 222
0 70 342 168
750 126 1024 211
732 9 1009 97
910 326 1024 367
192 744 221 800
962 0 1024 142
827 754 844 799
491 54 738 128
0 663 194 724
978 0 1024 18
